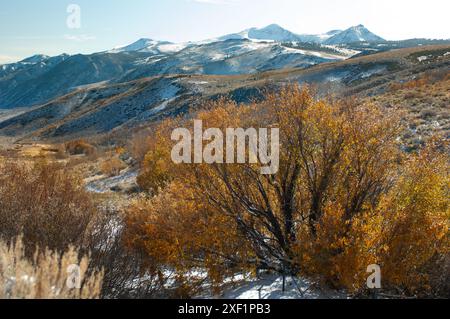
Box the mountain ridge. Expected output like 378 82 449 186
1 24 449 111
1 44 448 142
213 24 384 45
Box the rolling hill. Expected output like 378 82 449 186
0 45 448 144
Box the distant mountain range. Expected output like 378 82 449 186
110 24 385 54
1 24 449 110
216 24 384 44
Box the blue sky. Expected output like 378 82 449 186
1 0 449 64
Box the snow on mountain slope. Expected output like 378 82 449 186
212 24 382 45
215 24 336 44
20 54 50 64
216 24 298 42
0 54 69 77
0 35 354 109
111 38 187 54
121 39 347 79
0 76 183 139
217 30 251 41
109 24 384 58
247 24 300 42
325 25 385 44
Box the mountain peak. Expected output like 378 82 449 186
20 54 50 64
260 24 284 31
325 24 384 44
112 38 173 53
247 24 299 42
136 38 155 44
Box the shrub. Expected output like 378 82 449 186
87 210 169 298
0 160 96 255
100 156 126 177
54 144 68 160
135 120 176 195
65 139 96 157
376 144 449 296
124 182 254 296
296 143 449 296
0 160 164 298
129 129 153 165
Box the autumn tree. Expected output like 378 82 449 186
128 85 405 278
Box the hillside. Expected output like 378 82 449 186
0 45 448 143
5 24 444 110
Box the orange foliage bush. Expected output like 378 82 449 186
135 120 177 195
296 143 449 296
376 145 449 295
126 85 448 296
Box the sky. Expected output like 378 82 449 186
1 0 449 64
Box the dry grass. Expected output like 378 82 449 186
0 237 103 299
369 71 450 151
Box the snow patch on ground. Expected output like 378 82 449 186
158 43 188 53
85 169 138 194
360 65 387 79
325 45 360 57
151 97 177 114
197 274 347 300
281 46 347 60
189 80 209 85
0 107 36 122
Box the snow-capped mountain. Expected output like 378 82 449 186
20 54 50 64
325 25 385 44
247 24 301 42
2 44 448 142
110 38 187 54
216 24 338 43
0 53 69 77
120 38 349 82
216 24 300 42
214 24 383 44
